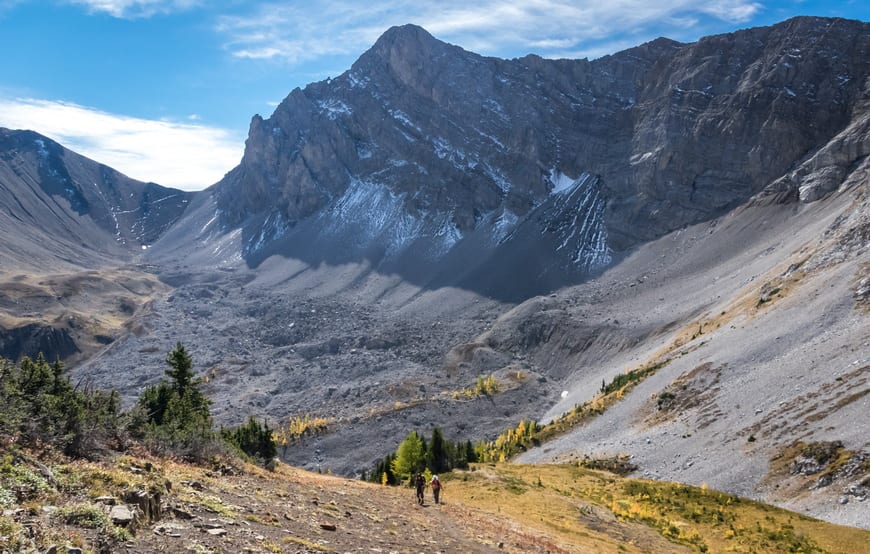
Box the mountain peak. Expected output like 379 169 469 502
350 23 464 90
373 23 438 49
362 23 453 66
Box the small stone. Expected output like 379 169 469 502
45 545 58 554
94 496 116 506
65 549 83 554
206 528 228 536
188 480 204 491
320 523 337 531
498 542 504 549
109 504 137 527
839 496 849 505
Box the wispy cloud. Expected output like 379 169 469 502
0 97 243 191
67 0 199 18
216 0 763 62
0 0 26 15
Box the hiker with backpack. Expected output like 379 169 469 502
430 474 442 504
414 473 426 505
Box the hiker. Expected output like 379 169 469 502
414 473 426 505
430 474 442 504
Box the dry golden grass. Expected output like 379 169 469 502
443 463 870 554
5 449 868 554
0 268 168 361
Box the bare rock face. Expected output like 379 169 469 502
0 323 79 362
212 17 869 298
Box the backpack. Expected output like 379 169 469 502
431 477 440 490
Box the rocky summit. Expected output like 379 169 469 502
210 16 868 300
0 15 868 531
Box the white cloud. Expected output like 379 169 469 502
67 0 199 18
0 97 243 191
215 0 763 63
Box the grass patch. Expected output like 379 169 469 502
0 455 51 501
281 534 334 552
444 464 870 553
54 502 110 528
0 515 26 552
451 374 501 399
476 360 672 463
543 360 671 442
183 493 236 517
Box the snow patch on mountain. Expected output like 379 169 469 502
346 71 369 89
320 178 462 260
244 211 290 257
549 169 581 195
34 139 48 158
492 208 519 241
317 99 352 120
553 174 611 269
484 163 511 193
389 109 421 132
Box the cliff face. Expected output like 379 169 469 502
212 17 869 298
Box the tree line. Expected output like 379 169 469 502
0 343 277 466
363 428 477 485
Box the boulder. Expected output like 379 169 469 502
109 504 137 528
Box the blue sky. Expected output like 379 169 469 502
0 1 867 190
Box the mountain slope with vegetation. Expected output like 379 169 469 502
0 15 866 535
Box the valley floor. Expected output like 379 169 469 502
5 454 870 554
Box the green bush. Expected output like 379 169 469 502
221 417 277 464
0 354 122 459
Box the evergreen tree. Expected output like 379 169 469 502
0 354 122 458
428 427 448 474
466 440 477 463
221 416 277 462
165 342 195 395
130 343 214 458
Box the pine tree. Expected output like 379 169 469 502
428 427 448 473
165 342 195 395
465 440 476 463
132 343 214 457
221 416 277 462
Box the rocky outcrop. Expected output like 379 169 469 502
0 323 79 362
211 16 869 296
